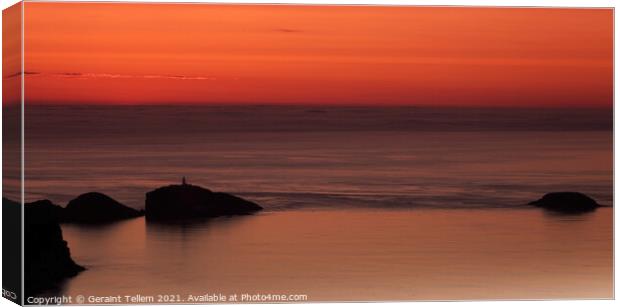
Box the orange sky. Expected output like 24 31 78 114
13 3 614 106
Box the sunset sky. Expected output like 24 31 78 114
11 3 614 106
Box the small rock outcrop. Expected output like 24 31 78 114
24 199 85 297
529 192 601 213
64 192 143 223
145 182 262 221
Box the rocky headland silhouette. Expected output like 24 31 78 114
145 180 263 221
20 198 85 297
529 192 602 213
26 199 66 222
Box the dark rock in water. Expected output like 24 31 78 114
24 199 85 297
145 183 262 221
529 192 601 213
65 192 143 223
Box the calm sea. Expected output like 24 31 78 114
15 105 613 300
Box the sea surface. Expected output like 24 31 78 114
14 105 613 301
57 209 612 301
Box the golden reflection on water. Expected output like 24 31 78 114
57 208 612 302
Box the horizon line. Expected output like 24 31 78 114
8 102 614 109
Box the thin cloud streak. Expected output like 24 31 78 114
274 28 304 33
3 71 41 79
8 71 217 81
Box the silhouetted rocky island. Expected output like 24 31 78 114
64 192 143 223
23 199 85 297
529 192 601 213
145 179 262 221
